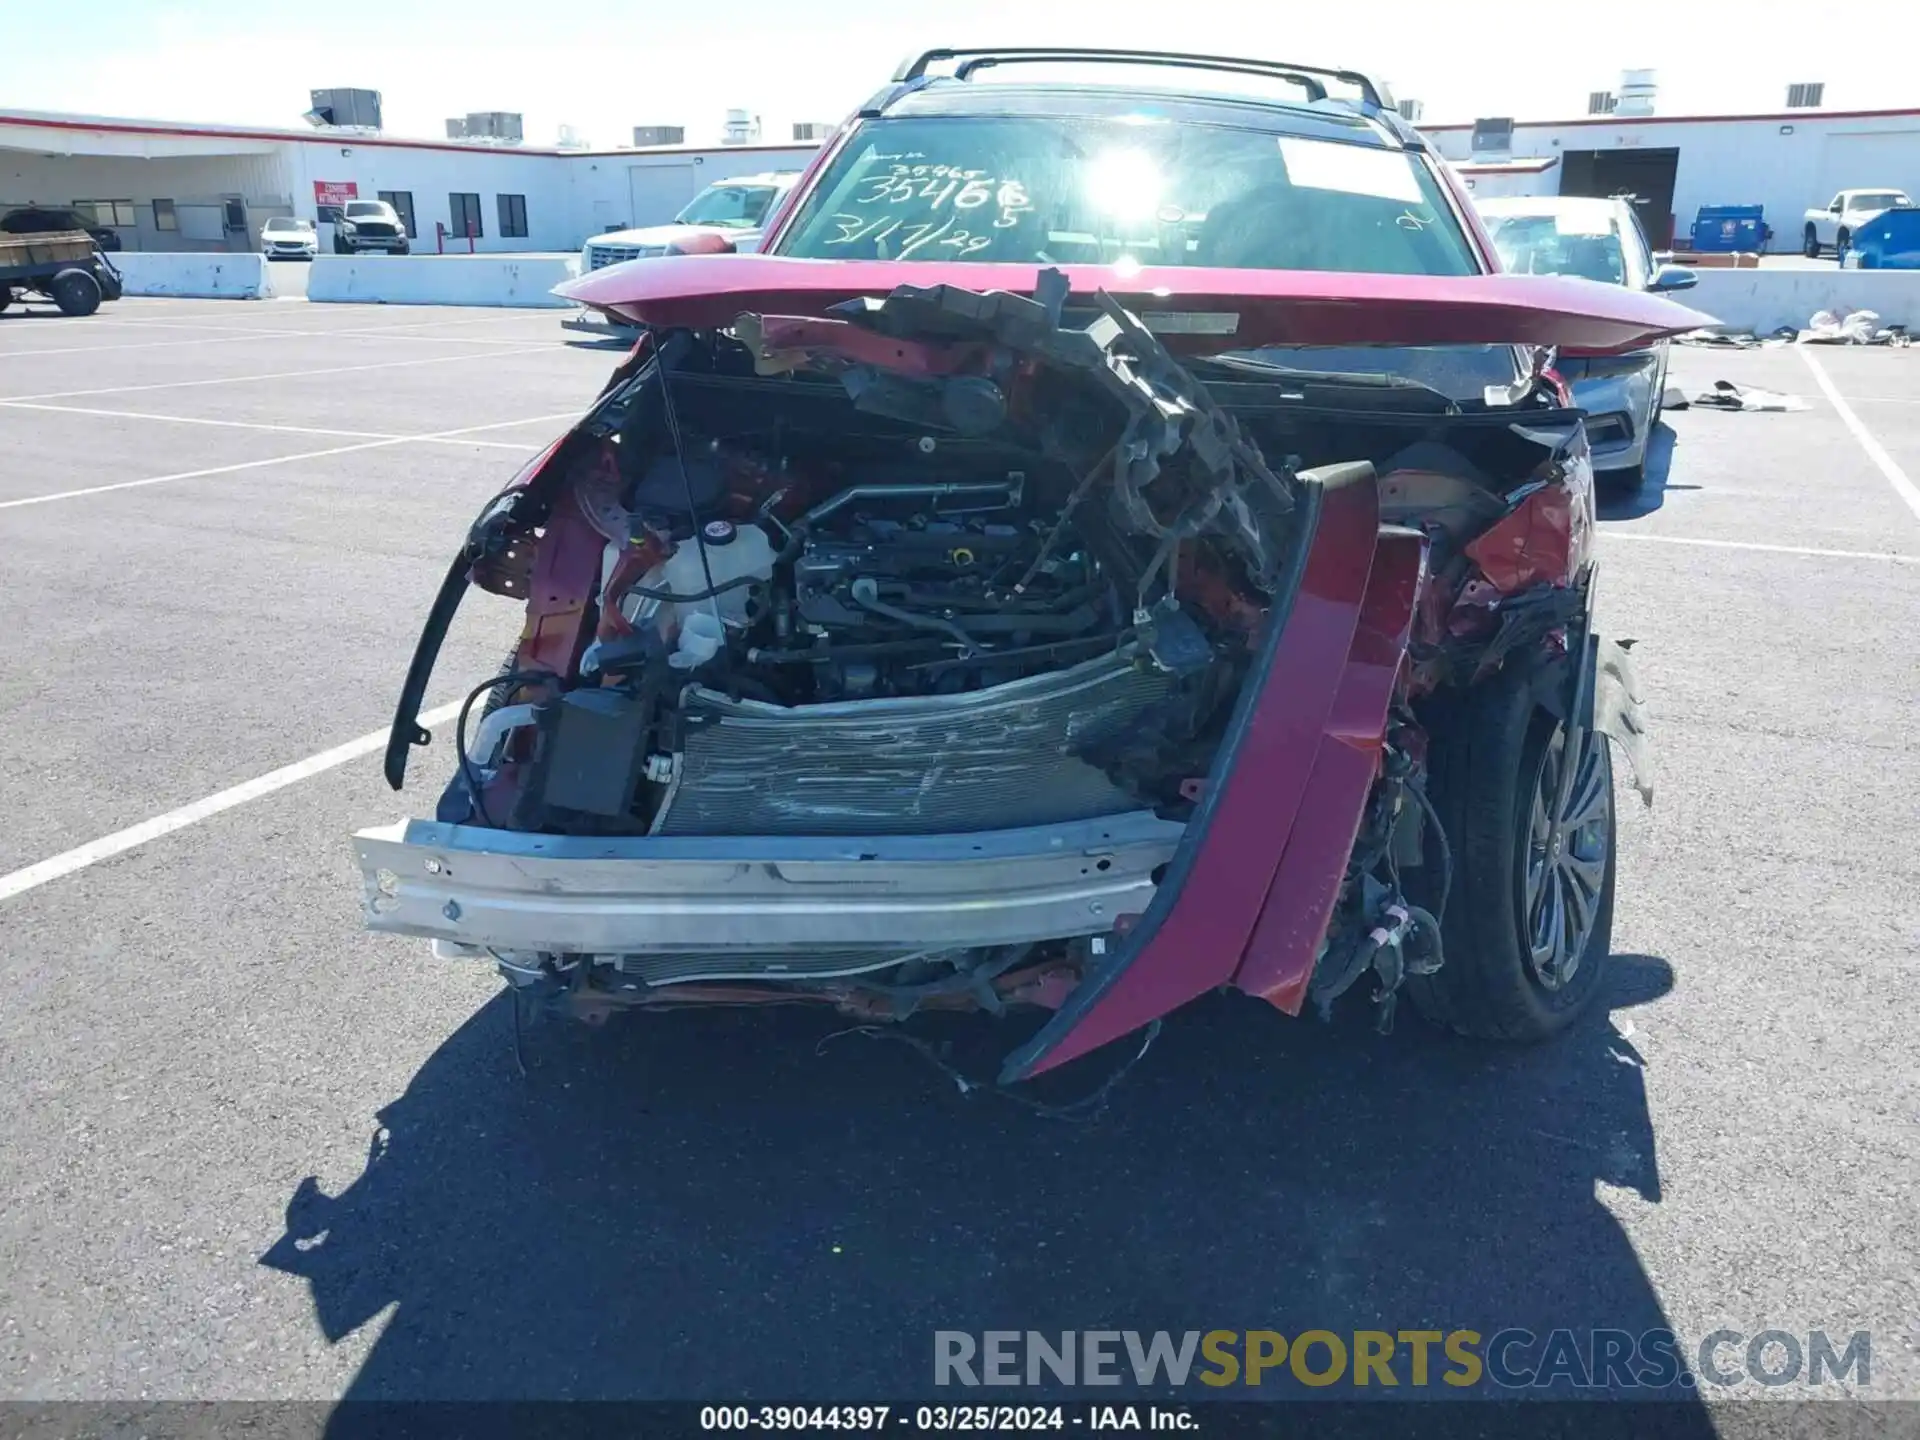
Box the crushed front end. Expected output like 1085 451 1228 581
358 266 1664 1081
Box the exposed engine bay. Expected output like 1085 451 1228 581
371 269 1629 1049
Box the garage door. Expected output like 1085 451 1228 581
1816 131 1920 202
626 163 698 229
176 204 226 243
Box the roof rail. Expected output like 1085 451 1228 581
890 47 1393 111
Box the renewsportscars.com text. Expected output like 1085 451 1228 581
934 1329 1870 1390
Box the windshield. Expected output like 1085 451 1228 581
776 114 1479 274
264 218 313 234
676 183 781 228
1483 212 1628 286
344 202 391 219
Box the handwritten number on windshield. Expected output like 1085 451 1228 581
824 214 992 256
846 164 1033 237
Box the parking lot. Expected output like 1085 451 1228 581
0 297 1916 1407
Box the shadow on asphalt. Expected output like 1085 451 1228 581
263 953 1709 1420
1596 423 1695 521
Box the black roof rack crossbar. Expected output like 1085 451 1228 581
957 55 1329 102
891 47 1390 110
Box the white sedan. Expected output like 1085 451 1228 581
261 217 318 260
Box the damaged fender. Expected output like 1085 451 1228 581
1000 465 1387 1082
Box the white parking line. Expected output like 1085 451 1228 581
0 400 381 440
0 332 326 360
0 321 552 359
0 317 304 337
0 344 553 403
1605 532 1920 565
0 702 463 905
0 410 574 509
0 399 546 451
1798 347 1920 524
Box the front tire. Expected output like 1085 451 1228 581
1408 668 1617 1040
49 268 102 317
1803 224 1821 258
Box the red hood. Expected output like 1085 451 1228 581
556 254 1715 356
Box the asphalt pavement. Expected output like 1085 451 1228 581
0 297 1915 1411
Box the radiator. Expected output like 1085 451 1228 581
654 653 1173 836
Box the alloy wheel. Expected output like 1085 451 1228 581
1523 725 1613 990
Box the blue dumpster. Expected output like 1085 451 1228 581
1690 205 1767 253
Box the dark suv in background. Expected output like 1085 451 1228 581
0 206 123 251
332 199 411 255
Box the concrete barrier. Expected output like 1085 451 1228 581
307 254 579 308
112 252 273 300
1687 268 1920 334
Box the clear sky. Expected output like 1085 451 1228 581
2 0 1914 145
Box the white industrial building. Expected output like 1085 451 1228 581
0 107 819 255
6 84 1920 258
1427 100 1920 251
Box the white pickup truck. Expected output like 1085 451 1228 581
1803 188 1913 259
562 172 800 338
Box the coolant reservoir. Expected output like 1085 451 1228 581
638 519 776 634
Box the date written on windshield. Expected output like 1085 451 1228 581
824 163 1034 257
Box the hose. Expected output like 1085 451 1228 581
848 578 981 656
456 668 557 830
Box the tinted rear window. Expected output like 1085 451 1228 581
1483 212 1628 286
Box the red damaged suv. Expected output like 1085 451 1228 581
358 49 1709 1084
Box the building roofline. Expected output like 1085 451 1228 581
570 140 823 159
1420 103 1920 132
1449 157 1559 174
0 107 825 160
0 108 568 156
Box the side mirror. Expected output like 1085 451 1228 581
1648 264 1697 293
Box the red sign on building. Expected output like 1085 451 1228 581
313 180 358 220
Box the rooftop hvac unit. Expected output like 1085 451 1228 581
723 109 761 144
1787 82 1825 108
307 87 382 129
1589 91 1618 115
1395 98 1423 123
445 117 468 138
792 121 831 141
460 112 524 141
1616 68 1656 116
632 125 686 147
557 124 588 148
1469 116 1514 154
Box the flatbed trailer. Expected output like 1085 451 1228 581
0 231 124 317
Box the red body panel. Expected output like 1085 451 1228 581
1464 481 1590 593
1006 476 1384 1080
1231 528 1426 1014
515 490 604 678
555 255 1715 356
